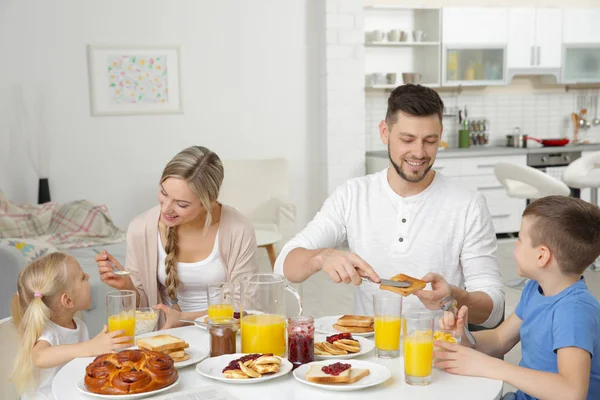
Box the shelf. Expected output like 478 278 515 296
364 5 441 11
365 41 440 47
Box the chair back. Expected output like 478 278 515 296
563 151 600 189
494 162 570 199
0 317 20 399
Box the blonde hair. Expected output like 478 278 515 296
11 252 71 395
160 146 224 310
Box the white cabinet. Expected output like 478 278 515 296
562 45 600 83
507 8 562 69
563 9 600 43
442 7 508 44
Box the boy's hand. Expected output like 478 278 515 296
434 341 502 379
88 325 133 355
438 305 474 348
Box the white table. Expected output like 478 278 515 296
53 326 503 400
255 229 283 268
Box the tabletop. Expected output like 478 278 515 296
53 326 503 400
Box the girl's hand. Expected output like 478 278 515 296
96 250 134 290
154 304 183 330
88 325 133 355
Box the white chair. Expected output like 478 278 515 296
494 163 571 287
494 162 571 199
218 158 296 269
0 317 20 399
563 151 600 270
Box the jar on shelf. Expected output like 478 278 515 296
287 316 314 370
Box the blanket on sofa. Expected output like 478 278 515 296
0 192 125 249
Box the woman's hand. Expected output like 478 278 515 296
154 304 184 330
96 250 134 290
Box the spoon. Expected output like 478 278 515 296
93 249 130 276
593 95 600 126
179 319 210 329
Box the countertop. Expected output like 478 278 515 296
366 144 600 159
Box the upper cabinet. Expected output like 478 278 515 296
563 9 600 43
442 7 508 44
507 8 562 71
562 9 600 83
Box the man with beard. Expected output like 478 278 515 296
274 84 504 328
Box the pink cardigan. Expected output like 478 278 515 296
124 204 258 309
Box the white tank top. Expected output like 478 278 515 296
157 231 227 312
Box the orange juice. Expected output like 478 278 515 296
208 304 235 321
374 316 401 351
108 313 135 345
404 332 434 377
241 314 286 356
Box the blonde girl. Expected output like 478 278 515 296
96 146 258 329
12 252 131 399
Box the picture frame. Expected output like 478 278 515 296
87 45 183 116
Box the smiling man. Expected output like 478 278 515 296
274 84 504 328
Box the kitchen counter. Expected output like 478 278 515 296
366 144 600 159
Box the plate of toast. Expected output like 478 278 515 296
136 334 208 369
293 360 391 391
196 353 293 384
313 333 374 360
314 315 375 337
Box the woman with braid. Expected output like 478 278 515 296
95 146 258 329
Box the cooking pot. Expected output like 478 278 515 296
506 128 527 148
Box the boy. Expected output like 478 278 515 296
435 196 600 400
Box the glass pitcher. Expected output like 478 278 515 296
239 274 303 356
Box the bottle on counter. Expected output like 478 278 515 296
287 316 314 370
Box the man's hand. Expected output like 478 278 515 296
434 340 501 378
315 249 380 285
414 272 452 310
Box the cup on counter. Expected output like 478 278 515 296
403 310 434 386
373 292 402 358
372 30 385 42
372 73 386 85
386 73 396 85
412 30 426 42
386 29 401 42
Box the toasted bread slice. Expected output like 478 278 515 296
379 273 426 297
171 353 190 363
163 343 189 353
336 315 373 327
167 350 185 358
136 334 186 352
333 324 374 333
306 365 351 383
347 368 370 384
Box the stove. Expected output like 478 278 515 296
527 150 581 198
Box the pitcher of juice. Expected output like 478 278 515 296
239 274 303 356
107 290 136 346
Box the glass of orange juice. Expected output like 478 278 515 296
107 290 136 346
403 310 434 385
207 283 235 321
373 293 402 358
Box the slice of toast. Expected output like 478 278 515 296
306 365 351 383
336 315 374 327
379 273 426 297
136 334 186 352
171 353 190 363
166 350 186 358
347 368 370 384
333 324 374 333
163 343 190 354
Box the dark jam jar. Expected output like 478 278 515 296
287 316 314 370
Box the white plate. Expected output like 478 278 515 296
314 315 374 338
314 335 375 360
76 377 179 399
129 345 208 369
293 360 391 391
196 353 292 384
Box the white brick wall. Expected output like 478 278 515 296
325 0 366 193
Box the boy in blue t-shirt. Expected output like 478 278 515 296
435 195 600 400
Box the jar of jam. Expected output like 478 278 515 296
287 316 314 370
208 318 238 357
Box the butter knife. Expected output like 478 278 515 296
361 277 411 288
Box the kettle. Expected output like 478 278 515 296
506 127 527 148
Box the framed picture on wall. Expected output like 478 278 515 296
87 45 183 116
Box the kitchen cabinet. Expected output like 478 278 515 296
507 8 562 70
442 46 506 86
562 45 600 83
365 154 527 234
563 9 600 44
442 7 508 44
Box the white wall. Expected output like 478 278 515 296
0 0 323 230
366 0 600 6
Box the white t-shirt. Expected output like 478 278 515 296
23 317 89 400
274 169 505 328
157 231 227 312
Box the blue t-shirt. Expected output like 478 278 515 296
515 278 600 400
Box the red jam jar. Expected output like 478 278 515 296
287 316 314 370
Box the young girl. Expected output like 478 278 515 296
12 252 132 399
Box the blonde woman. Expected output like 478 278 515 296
12 252 131 399
96 146 258 329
